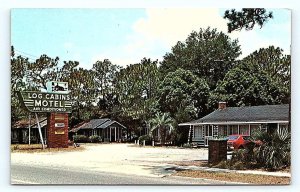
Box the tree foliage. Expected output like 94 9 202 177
160 27 241 88
27 54 60 90
11 47 28 122
253 127 291 170
113 58 160 136
243 46 290 88
148 113 174 145
209 62 289 108
224 8 273 33
92 59 120 113
157 68 210 120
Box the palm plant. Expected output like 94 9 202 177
253 127 291 170
148 113 175 146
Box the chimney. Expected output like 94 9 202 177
218 101 227 110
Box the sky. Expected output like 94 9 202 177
11 8 291 69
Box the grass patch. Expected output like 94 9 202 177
167 160 209 167
11 144 84 153
174 170 290 185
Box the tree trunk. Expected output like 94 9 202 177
160 126 166 146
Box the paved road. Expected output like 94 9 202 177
11 164 234 185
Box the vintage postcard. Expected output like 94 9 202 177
11 8 291 185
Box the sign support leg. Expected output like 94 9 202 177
35 113 45 149
28 113 31 145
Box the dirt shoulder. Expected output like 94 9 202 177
174 170 290 185
11 144 84 153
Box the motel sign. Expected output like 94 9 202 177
18 91 72 113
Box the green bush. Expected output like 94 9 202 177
228 127 291 171
138 135 152 145
182 143 193 148
89 135 102 143
253 127 291 170
73 135 89 143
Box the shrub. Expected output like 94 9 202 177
73 135 89 143
231 161 247 170
182 143 193 148
253 127 291 170
228 127 291 171
89 135 102 143
138 135 152 145
213 160 229 169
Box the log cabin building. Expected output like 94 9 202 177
179 102 289 147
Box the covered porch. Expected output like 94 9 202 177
184 121 288 147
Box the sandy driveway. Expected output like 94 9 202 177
11 143 208 177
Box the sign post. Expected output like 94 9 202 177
28 114 31 145
35 113 45 149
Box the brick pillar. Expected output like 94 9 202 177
208 139 227 164
47 113 69 148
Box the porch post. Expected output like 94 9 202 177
110 127 112 142
188 125 192 144
238 124 240 134
115 127 117 141
116 127 118 141
227 125 229 135
248 124 251 136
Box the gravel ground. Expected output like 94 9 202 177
11 143 208 177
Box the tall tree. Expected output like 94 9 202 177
209 61 289 108
160 27 241 88
224 8 273 33
92 59 120 112
11 46 28 122
113 58 160 136
157 68 210 120
71 67 97 120
27 54 60 90
243 46 290 87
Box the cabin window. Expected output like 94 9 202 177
228 125 238 135
250 124 260 136
239 125 249 135
218 125 227 137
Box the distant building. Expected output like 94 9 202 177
179 102 289 147
11 117 47 144
69 119 127 142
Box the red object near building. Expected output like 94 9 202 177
227 135 257 150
